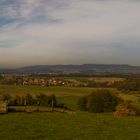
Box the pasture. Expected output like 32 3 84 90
0 85 94 109
0 84 140 139
0 84 138 109
0 112 140 140
63 76 124 83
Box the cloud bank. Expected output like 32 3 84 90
0 0 140 67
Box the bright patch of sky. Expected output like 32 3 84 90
0 0 140 67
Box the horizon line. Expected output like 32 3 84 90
0 63 139 69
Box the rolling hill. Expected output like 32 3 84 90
0 64 140 75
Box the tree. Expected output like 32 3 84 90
47 94 57 107
25 94 34 105
36 94 48 106
86 92 104 113
78 90 119 113
2 94 12 103
36 94 57 107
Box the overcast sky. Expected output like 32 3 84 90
0 0 140 67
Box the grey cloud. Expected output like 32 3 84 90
0 0 140 67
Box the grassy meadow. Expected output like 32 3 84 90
63 77 124 83
0 84 140 139
0 84 139 109
1 111 140 140
0 85 94 109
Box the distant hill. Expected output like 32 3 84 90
0 64 140 75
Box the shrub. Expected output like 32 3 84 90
57 103 67 109
114 102 137 117
78 90 119 113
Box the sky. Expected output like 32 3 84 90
0 0 140 68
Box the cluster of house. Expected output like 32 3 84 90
0 74 69 86
22 78 66 86
0 74 89 87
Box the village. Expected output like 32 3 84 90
0 73 88 87
0 73 121 88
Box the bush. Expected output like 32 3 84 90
114 102 137 117
57 103 67 109
78 90 119 113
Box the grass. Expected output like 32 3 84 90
0 84 139 109
0 85 93 96
63 77 125 83
0 85 115 109
0 85 117 97
89 77 124 83
0 85 93 109
0 84 140 139
0 112 140 140
119 93 140 102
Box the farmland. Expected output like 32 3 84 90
0 84 139 107
1 111 140 140
0 85 93 109
0 85 131 109
0 75 140 140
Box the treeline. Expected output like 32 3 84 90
2 94 66 108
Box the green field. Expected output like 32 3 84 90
0 85 93 96
63 76 124 83
0 85 95 109
0 85 139 109
0 85 140 140
0 112 140 140
0 85 112 109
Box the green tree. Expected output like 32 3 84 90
78 90 119 113
25 94 34 105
